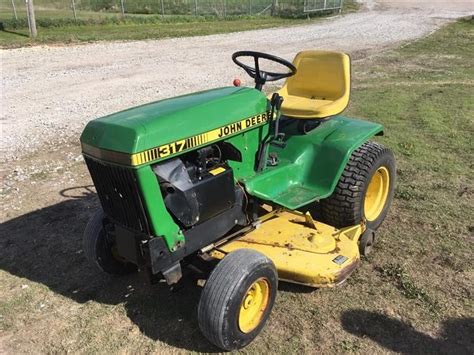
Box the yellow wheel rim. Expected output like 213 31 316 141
364 166 390 221
238 278 270 334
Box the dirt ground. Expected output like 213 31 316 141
1 1 473 354
367 0 474 11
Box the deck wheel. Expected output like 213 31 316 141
359 228 375 257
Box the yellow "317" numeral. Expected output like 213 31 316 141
158 140 186 158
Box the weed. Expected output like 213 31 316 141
378 263 440 314
31 171 50 181
395 185 425 201
339 339 361 352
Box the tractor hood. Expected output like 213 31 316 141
80 86 268 155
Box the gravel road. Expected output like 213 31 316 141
1 1 471 160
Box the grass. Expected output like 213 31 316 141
378 263 440 314
0 1 359 47
348 20 473 268
1 19 473 354
0 16 310 47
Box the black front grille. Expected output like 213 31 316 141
85 157 150 234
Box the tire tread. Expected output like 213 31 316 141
320 141 394 228
82 210 106 272
198 249 277 350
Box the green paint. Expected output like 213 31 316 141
80 86 267 154
243 116 383 209
81 85 384 252
225 126 269 179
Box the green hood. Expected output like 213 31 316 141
80 86 268 154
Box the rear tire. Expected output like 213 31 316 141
320 141 395 230
83 210 137 275
198 249 278 351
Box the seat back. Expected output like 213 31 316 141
281 50 350 101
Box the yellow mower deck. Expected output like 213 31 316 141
210 211 364 288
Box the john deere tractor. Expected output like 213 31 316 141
81 51 395 350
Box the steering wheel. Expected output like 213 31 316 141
232 51 296 91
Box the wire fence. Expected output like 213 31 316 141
0 0 343 22
304 0 342 12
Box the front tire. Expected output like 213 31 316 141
198 249 278 351
320 141 396 230
82 210 137 275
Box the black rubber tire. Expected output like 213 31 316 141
320 141 396 230
82 210 137 275
359 228 375 257
198 249 278 351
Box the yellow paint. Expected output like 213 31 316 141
129 111 271 166
276 51 351 119
209 167 226 176
364 166 390 221
238 278 270 333
210 211 364 288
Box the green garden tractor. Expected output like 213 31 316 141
81 50 396 350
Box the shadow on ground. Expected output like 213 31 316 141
0 23 29 38
0 186 220 352
4 186 473 353
341 309 474 354
0 185 318 351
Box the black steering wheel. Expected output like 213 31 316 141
232 51 296 91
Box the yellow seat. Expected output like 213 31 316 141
277 50 351 119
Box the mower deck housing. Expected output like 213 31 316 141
210 210 363 287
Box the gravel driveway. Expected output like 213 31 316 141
1 1 471 160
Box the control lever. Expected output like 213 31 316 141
256 93 285 172
270 93 286 148
267 152 279 166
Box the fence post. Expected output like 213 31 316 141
71 0 77 21
248 0 251 15
223 0 226 18
271 0 278 16
120 0 125 18
194 0 198 16
11 0 18 20
160 0 164 17
25 0 37 38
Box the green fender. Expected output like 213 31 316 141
243 116 384 209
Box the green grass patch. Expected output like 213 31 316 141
1 13 295 29
0 16 313 47
348 19 473 227
378 263 440 314
0 0 359 47
346 19 473 314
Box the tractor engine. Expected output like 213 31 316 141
153 144 244 228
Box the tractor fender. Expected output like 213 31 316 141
243 116 384 210
310 116 384 201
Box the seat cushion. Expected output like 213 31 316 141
275 50 351 119
279 94 348 119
